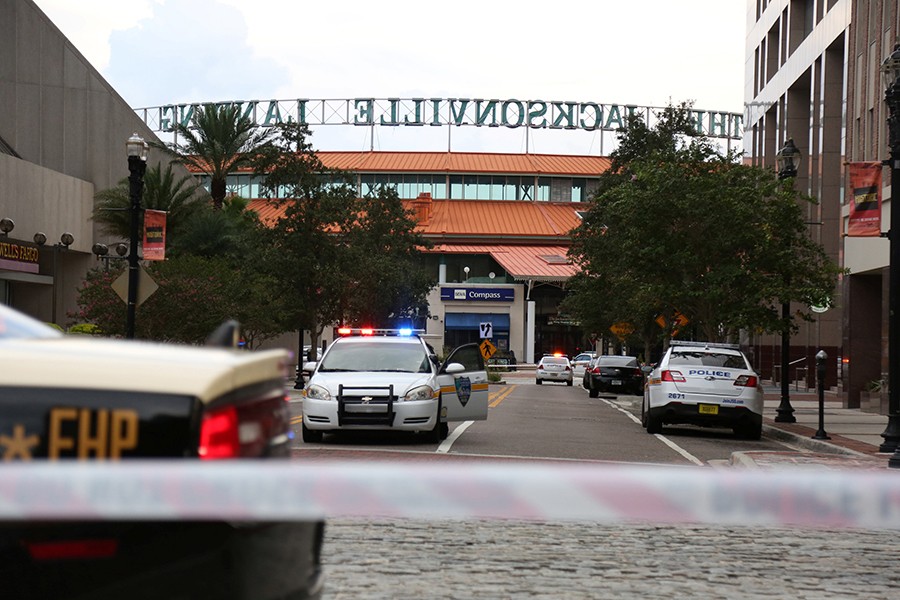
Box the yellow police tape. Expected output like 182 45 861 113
0 461 898 529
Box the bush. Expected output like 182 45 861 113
68 323 102 336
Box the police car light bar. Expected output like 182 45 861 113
670 341 741 350
336 328 426 337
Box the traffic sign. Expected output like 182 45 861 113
112 266 158 306
479 322 493 339
609 322 634 339
479 339 497 360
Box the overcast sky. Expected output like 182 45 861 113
33 0 748 155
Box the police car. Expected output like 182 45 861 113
0 303 324 599
301 328 489 442
642 341 764 440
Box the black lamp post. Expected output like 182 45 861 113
879 46 900 465
774 138 800 423
125 133 148 340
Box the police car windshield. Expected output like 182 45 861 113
669 351 747 369
0 304 64 340
319 341 431 373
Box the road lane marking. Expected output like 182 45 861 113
489 385 516 408
599 397 704 466
437 421 472 454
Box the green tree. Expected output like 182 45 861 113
157 103 274 210
342 186 434 327
566 104 841 350
92 161 207 249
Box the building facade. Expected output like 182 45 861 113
244 152 610 363
743 0 849 393
1 0 177 326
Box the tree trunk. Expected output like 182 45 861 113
210 177 226 210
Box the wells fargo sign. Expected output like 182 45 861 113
0 240 40 274
137 98 743 141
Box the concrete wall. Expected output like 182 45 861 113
0 0 185 326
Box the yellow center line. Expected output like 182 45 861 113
290 415 304 425
489 384 516 408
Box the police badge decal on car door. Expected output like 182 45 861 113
455 376 472 406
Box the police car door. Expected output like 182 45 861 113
437 343 489 421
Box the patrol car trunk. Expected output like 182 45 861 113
669 368 742 398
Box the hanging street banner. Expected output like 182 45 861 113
847 162 882 237
143 210 167 261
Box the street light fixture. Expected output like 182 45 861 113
879 45 900 465
774 138 800 424
125 133 148 340
33 232 75 326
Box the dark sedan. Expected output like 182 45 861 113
583 355 645 397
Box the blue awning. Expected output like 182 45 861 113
445 313 510 331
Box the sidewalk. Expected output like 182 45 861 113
732 384 895 470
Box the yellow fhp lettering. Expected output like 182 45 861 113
48 408 139 459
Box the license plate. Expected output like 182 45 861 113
698 404 719 415
611 380 622 385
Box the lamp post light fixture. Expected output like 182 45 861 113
773 138 801 424
0 217 14 236
879 45 900 465
125 133 149 340
33 231 75 326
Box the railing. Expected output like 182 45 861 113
772 357 810 391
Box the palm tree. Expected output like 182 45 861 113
157 103 274 210
93 161 207 248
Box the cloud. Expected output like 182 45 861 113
104 0 288 107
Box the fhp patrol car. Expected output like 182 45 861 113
301 328 489 442
642 341 764 440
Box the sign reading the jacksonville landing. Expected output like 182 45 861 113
137 98 743 140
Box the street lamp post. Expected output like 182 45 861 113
774 138 800 423
879 46 900 465
125 133 148 340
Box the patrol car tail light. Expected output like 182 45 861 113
661 370 686 382
25 539 119 561
734 375 758 387
199 405 240 459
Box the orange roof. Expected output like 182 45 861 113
195 151 610 176
246 199 585 240
318 151 610 176
429 244 577 282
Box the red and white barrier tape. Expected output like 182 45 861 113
0 461 898 529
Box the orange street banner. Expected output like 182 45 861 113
847 162 882 237
143 210 167 261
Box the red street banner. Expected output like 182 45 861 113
143 209 167 261
847 162 882 237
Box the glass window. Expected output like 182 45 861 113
445 344 484 372
320 341 430 373
537 177 550 201
572 178 585 202
477 176 491 200
450 175 463 199
521 180 533 201
464 176 478 199
668 351 748 369
433 180 447 199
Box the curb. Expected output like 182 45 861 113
761 421 869 457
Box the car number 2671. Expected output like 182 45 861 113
667 393 685 400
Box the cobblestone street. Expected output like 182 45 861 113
322 519 900 599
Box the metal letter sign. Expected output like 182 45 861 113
479 322 493 339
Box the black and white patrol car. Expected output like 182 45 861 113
301 328 488 443
0 303 324 600
642 341 764 440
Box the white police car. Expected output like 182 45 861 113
301 328 489 442
642 341 763 439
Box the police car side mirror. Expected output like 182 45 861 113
641 366 653 374
302 361 317 373
205 320 242 348
443 362 466 375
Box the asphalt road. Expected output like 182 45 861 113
290 380 796 465
288 383 898 599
